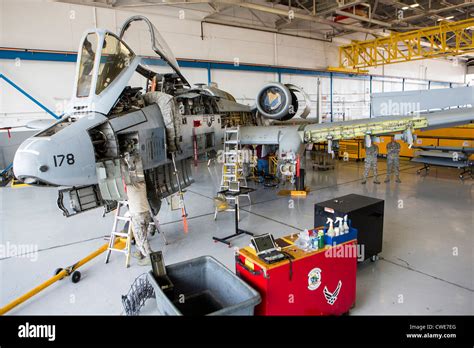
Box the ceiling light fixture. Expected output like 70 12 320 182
410 3 420 8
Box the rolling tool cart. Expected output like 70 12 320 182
315 194 384 262
235 232 357 316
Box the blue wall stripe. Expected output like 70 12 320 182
0 49 455 87
0 73 62 119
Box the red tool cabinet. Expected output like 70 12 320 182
236 235 357 316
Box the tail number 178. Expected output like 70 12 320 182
53 154 75 167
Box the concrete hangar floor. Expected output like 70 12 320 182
0 158 472 315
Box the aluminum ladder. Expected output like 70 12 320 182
215 127 251 220
105 201 132 268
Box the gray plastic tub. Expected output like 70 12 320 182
148 255 260 315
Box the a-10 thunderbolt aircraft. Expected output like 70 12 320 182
13 15 474 221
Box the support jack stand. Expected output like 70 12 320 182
213 203 253 247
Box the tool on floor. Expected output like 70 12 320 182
0 238 126 315
105 201 133 267
171 152 188 233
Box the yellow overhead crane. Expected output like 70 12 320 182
332 18 474 70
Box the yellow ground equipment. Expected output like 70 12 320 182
338 139 366 161
10 179 29 188
268 155 278 176
379 125 474 158
334 125 473 160
0 238 126 315
277 187 310 197
290 190 308 197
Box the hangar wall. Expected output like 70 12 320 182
0 0 468 129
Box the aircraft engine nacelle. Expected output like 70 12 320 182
255 82 311 121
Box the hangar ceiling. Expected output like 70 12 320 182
54 0 474 58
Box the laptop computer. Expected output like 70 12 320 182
251 233 286 264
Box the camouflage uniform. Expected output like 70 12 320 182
126 182 154 261
385 140 401 183
143 92 182 153
362 143 380 184
130 211 153 257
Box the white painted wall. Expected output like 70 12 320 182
467 74 474 85
0 0 468 130
369 59 466 83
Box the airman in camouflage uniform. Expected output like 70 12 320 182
385 137 402 183
126 181 154 266
361 143 380 184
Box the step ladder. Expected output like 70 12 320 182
215 127 251 220
105 201 133 268
221 126 250 190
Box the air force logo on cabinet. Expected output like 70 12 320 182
324 280 342 305
307 267 322 290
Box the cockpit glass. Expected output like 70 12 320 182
76 33 98 98
96 33 135 95
149 22 180 73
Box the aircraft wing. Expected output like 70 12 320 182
240 107 473 156
300 107 474 144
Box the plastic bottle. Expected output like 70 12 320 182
335 217 344 235
326 217 335 237
311 235 318 250
318 230 325 249
343 215 350 233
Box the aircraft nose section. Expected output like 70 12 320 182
13 116 102 187
13 138 56 185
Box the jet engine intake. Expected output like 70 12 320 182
255 82 311 121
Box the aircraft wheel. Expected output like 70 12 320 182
71 271 81 283
370 255 379 262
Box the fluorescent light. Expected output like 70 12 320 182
402 6 409 10
438 16 454 21
410 3 420 8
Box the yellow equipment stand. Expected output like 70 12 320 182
0 238 126 315
10 179 29 188
290 190 307 197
